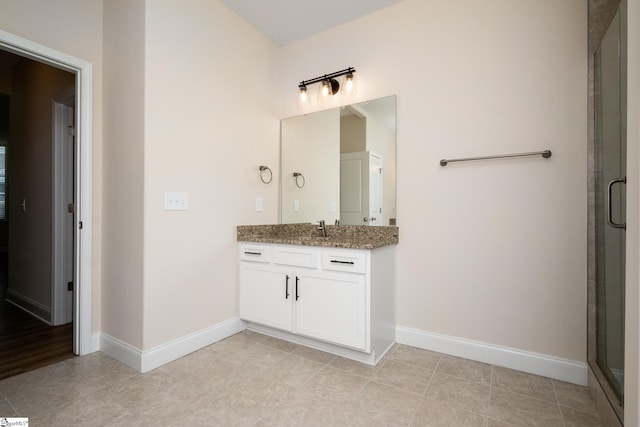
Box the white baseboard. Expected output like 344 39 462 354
98 321 586 386
5 289 51 323
91 332 101 353
100 332 144 371
140 317 245 372
99 317 246 373
396 325 587 386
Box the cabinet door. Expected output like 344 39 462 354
294 271 366 350
239 263 293 332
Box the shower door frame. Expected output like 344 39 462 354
587 0 626 424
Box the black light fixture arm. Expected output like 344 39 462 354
298 67 356 88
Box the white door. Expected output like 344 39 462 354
340 151 383 226
294 271 366 350
52 99 75 325
340 152 369 225
63 106 75 323
239 263 293 332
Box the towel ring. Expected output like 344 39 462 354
259 166 272 184
293 172 305 188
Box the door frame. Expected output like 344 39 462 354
369 152 382 226
0 29 93 355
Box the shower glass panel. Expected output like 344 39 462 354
595 6 626 402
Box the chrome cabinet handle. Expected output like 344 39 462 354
607 177 626 230
363 217 369 222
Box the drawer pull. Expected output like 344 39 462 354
330 260 355 265
244 251 262 256
285 275 290 299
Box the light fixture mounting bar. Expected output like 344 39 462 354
298 67 356 88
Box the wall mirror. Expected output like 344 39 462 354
281 95 396 226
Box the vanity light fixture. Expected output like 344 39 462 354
298 67 356 106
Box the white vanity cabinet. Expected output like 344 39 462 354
239 242 396 365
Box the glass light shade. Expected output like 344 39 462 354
298 85 310 108
318 80 332 102
341 73 357 95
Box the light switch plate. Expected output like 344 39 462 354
164 192 188 210
294 199 299 212
256 197 263 212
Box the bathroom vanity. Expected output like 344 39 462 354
238 95 398 364
237 224 398 365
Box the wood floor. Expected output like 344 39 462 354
0 299 74 380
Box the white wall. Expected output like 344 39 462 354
280 0 588 362
102 0 145 348
340 114 366 153
143 0 280 349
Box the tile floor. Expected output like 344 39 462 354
0 330 603 426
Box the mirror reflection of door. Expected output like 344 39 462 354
340 152 367 225
340 151 382 226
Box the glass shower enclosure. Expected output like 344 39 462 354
594 4 626 404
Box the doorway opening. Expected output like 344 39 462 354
0 51 76 379
0 28 93 377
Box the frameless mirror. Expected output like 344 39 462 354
281 95 396 225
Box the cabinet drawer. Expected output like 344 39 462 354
322 250 366 274
274 246 319 269
239 244 272 263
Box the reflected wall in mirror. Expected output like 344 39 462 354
281 95 396 226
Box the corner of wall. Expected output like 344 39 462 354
99 316 245 373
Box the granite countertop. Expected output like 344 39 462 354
237 224 398 249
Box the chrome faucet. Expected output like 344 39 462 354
317 220 327 237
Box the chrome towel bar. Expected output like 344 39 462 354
440 150 552 166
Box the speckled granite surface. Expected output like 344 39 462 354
237 224 398 249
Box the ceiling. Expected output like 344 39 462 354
0 2 406 66
219 0 405 45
